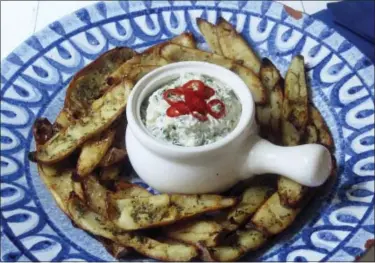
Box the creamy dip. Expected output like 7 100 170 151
141 73 242 147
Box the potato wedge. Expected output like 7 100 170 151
160 44 266 104
34 80 133 164
77 129 116 176
281 119 301 146
165 220 223 247
256 58 284 141
283 55 308 130
170 32 196 49
114 194 236 230
55 110 72 129
67 193 198 261
113 181 152 198
216 18 261 74
65 47 136 117
197 18 223 55
305 124 318 144
38 165 75 215
251 193 299 235
99 147 127 167
99 164 122 182
226 186 274 229
207 229 267 262
310 105 333 149
81 176 110 217
277 177 308 208
106 63 163 87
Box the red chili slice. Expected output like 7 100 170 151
207 99 226 119
192 111 208 121
163 89 184 105
173 102 190 115
203 86 215 99
181 80 206 96
184 92 207 113
166 102 190 117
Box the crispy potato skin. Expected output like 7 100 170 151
256 58 284 143
114 194 237 230
35 80 133 164
65 47 136 118
251 193 299 236
77 129 116 176
283 55 308 131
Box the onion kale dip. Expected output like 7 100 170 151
141 73 242 147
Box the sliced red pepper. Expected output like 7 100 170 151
166 102 190 117
173 102 190 115
192 111 208 122
184 92 207 113
207 99 226 119
181 80 206 97
163 88 184 105
203 86 215 99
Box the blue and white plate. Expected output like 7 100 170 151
1 1 374 262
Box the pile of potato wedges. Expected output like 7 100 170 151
29 17 335 261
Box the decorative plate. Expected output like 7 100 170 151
1 1 374 262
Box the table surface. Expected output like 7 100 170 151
1 1 374 262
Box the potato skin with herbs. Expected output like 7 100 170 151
67 193 198 262
77 129 116 176
283 55 308 131
165 220 223 247
65 47 136 118
114 194 237 230
35 80 133 164
251 193 299 235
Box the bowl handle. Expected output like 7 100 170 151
243 136 332 187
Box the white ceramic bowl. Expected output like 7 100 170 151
126 62 332 194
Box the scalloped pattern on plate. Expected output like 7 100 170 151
1 1 374 262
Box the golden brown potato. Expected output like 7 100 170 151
283 55 308 130
196 18 223 55
281 119 301 146
160 44 266 104
256 58 284 141
65 47 136 118
305 124 318 144
251 193 299 236
310 105 333 149
207 229 267 261
67 193 198 261
164 220 223 247
99 147 127 167
81 176 110 217
106 63 162 87
38 165 74 215
226 186 274 229
215 18 261 74
114 194 236 230
34 80 133 164
99 164 122 182
277 177 308 208
77 129 116 176
55 110 73 129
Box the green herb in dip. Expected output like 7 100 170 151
141 73 242 146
